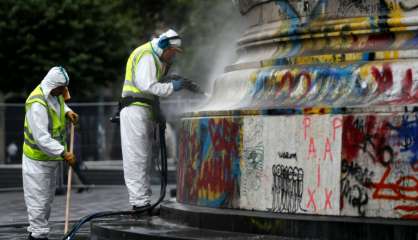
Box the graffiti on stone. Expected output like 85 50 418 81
277 151 298 161
240 117 265 208
271 164 304 213
341 114 418 219
247 63 416 109
399 0 418 11
178 118 242 208
340 159 374 216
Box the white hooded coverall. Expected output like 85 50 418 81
22 67 71 239
120 35 176 207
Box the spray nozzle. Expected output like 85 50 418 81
183 79 204 94
162 74 207 96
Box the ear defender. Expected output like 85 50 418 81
158 36 170 49
157 36 181 50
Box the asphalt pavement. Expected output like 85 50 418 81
0 184 175 240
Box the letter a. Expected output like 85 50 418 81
323 137 333 161
308 137 316 159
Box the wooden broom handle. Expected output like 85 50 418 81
64 123 75 234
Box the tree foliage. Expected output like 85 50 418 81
0 0 192 100
0 0 240 101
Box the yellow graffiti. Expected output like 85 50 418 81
303 108 332 115
197 185 222 201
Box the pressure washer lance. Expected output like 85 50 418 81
162 74 209 96
62 120 168 240
183 78 208 95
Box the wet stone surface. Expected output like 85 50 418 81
0 221 89 240
91 216 297 240
0 186 131 225
0 185 175 240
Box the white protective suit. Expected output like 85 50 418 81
121 30 180 207
22 67 71 239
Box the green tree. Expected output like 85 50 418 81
0 0 241 101
0 0 193 101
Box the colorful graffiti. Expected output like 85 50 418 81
341 114 418 219
232 0 418 61
177 117 242 208
246 62 417 109
210 0 418 111
200 0 418 113
178 114 418 219
177 0 418 223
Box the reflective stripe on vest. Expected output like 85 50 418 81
23 85 66 161
122 42 162 107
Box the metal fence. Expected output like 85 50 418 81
0 102 122 165
0 98 201 188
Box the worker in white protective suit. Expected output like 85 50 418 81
22 66 78 240
120 29 186 210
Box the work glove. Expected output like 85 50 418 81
62 151 76 168
183 80 204 94
161 74 183 83
66 111 79 124
172 79 185 91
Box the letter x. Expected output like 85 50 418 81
306 188 317 211
324 188 332 210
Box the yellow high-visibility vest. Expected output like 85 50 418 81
23 85 66 160
122 42 163 108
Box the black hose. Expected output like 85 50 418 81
62 121 168 240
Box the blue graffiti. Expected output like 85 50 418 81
250 69 275 98
274 0 327 28
403 32 418 49
306 0 327 22
199 118 211 170
248 62 381 108
275 0 299 33
303 65 356 106
390 115 418 165
274 0 302 57
198 192 227 207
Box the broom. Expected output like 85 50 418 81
64 123 75 233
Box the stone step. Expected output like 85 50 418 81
160 202 418 240
89 201 418 240
91 215 296 240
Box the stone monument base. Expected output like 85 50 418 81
90 201 418 240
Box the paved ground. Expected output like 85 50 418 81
0 185 176 240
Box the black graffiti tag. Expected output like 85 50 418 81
341 160 374 187
399 1 418 11
341 159 372 216
277 151 298 161
271 164 304 213
341 176 369 216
